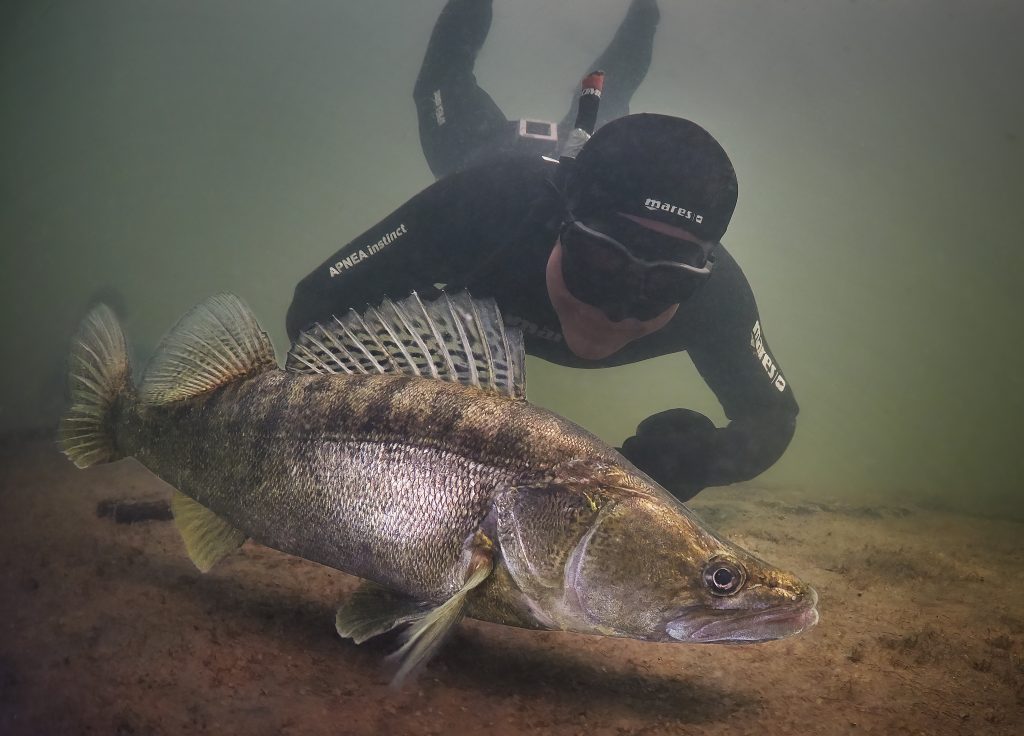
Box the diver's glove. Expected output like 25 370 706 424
618 408 716 502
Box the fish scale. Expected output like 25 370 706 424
121 367 598 599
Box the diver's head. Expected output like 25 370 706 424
548 114 738 359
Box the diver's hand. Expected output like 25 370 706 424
619 408 716 502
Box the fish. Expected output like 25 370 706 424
59 291 818 685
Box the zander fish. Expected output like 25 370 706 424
59 292 818 684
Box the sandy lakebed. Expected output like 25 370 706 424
1 438 1021 735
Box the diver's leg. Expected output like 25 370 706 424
414 0 510 178
559 0 660 134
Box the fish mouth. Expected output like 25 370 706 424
665 587 819 644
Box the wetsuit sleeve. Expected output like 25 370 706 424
689 317 798 489
286 173 483 340
619 259 798 500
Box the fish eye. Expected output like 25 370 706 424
702 558 746 596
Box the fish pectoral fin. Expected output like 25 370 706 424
387 546 494 687
335 581 431 644
170 491 247 573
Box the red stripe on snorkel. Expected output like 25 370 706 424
582 71 604 96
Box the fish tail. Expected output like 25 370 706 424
58 304 133 468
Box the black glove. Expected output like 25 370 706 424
619 409 717 502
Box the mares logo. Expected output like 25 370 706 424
328 223 407 278
643 198 704 224
432 89 446 127
751 321 787 392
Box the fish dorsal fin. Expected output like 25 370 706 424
140 293 276 404
286 291 526 399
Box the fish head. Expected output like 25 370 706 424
496 460 818 643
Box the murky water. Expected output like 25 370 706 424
1 1 1021 733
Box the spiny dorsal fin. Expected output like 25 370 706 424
140 293 276 404
170 491 247 572
286 291 526 400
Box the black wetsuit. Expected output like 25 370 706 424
286 155 799 500
413 0 660 178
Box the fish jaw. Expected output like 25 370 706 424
665 586 819 643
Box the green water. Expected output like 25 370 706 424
1 0 1021 517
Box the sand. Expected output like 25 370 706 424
1 438 1021 735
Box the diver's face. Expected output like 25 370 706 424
546 245 677 360
546 213 712 360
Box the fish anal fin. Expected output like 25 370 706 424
170 491 247 572
387 543 494 687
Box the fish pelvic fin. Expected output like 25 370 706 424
170 491 247 572
387 544 494 688
335 582 431 645
59 304 133 468
139 293 276 405
285 291 527 400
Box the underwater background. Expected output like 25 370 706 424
1 0 1022 517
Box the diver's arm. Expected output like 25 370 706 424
705 409 797 486
287 155 557 339
619 266 798 499
694 299 799 480
286 176 481 340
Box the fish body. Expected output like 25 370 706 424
122 368 609 602
60 292 817 683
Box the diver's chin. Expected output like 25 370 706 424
664 588 819 644
561 322 636 361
